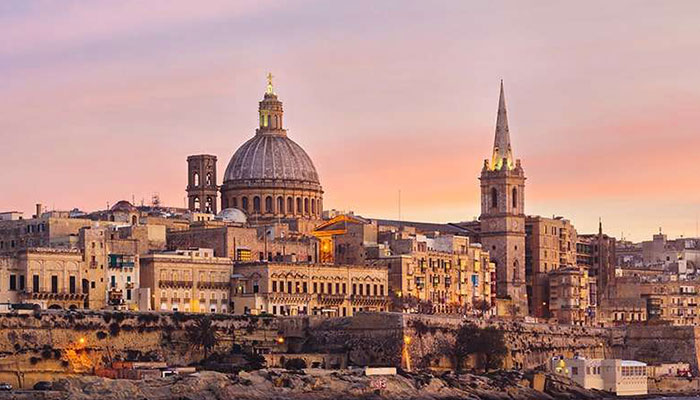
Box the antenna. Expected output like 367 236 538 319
398 189 402 222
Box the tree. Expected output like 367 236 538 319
188 316 219 360
453 323 481 373
473 299 492 316
452 323 508 373
506 303 521 318
478 327 507 372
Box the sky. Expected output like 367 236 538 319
1 1 700 242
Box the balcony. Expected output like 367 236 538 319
317 293 346 305
89 261 98 269
350 295 390 307
21 290 87 301
158 280 193 289
197 281 229 290
268 292 313 303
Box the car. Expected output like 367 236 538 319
33 381 52 390
0 382 12 391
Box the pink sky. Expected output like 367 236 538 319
1 1 700 241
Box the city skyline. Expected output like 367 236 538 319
2 1 700 241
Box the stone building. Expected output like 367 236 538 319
577 221 616 306
548 266 590 325
312 215 495 314
140 248 232 313
479 81 527 315
525 215 578 318
166 219 318 263
217 76 323 233
0 248 87 310
230 261 389 316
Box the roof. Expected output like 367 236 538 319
372 218 473 236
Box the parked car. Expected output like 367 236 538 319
33 381 52 390
0 382 12 391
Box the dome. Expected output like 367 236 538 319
216 208 247 224
111 200 136 212
223 134 319 185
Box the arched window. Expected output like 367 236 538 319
193 172 200 187
193 197 201 212
205 196 213 213
490 188 498 208
311 198 316 214
512 187 517 209
232 197 238 208
513 259 520 281
265 196 273 213
317 199 322 215
206 173 212 186
304 198 309 214
296 197 302 213
131 215 138 225
253 196 261 212
277 197 284 214
241 197 249 211
287 197 293 214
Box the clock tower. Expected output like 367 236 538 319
479 81 527 315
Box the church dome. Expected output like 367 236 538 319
219 75 323 227
111 200 136 212
223 134 319 184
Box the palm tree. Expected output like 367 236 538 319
188 316 218 360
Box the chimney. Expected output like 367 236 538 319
35 203 43 218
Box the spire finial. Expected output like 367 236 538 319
266 72 275 94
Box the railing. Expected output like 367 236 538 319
158 280 193 289
196 281 229 290
21 290 88 300
317 293 346 304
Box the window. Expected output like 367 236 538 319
126 289 132 300
32 275 40 292
193 172 200 187
265 196 272 213
512 187 517 208
9 275 16 291
311 198 316 214
287 197 293 214
110 275 116 288
232 197 238 208
491 187 498 208
51 275 58 294
272 281 277 292
242 197 249 211
206 172 212 186
253 196 261 212
19 275 25 291
277 197 284 213
69 276 76 294
304 198 309 214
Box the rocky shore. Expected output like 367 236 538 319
0 368 614 400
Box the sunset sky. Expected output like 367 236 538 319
1 1 700 242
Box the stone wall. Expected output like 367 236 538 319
612 325 700 374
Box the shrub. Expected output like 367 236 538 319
109 322 121 337
284 358 307 371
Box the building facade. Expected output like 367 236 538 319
187 154 219 214
231 261 389 316
140 248 232 313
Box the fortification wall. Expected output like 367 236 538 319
612 325 700 374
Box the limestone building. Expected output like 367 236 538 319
230 261 389 316
548 266 590 325
525 216 578 318
479 81 527 315
140 248 232 313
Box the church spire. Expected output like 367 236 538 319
490 80 514 171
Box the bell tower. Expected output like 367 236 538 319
187 154 218 214
479 81 527 315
